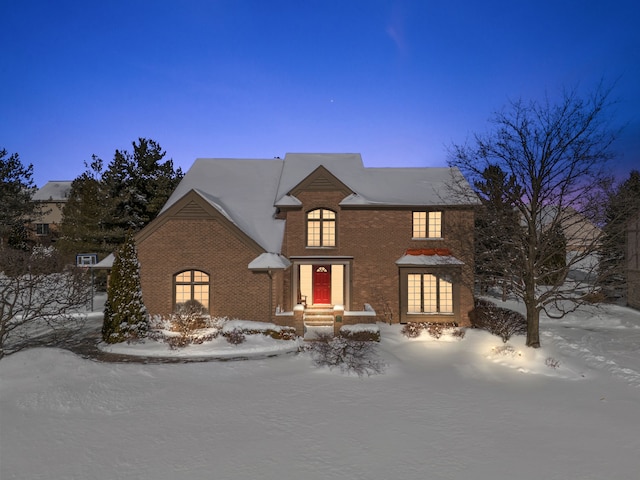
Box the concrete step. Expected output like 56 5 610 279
303 314 334 321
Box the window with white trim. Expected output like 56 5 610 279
307 208 336 247
407 273 453 314
174 270 209 312
412 211 442 238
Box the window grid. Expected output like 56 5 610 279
307 209 336 247
412 211 442 238
407 273 453 314
412 212 426 238
423 274 438 312
175 270 210 311
429 212 442 238
36 223 50 236
407 274 421 313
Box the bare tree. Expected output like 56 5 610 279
449 84 619 347
0 246 91 359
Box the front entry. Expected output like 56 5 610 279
313 265 331 304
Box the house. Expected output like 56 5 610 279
31 181 72 242
136 153 478 335
627 210 640 310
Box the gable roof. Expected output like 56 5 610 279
159 158 285 253
276 153 477 207
33 181 72 201
157 153 478 254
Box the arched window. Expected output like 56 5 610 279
174 270 210 312
307 208 336 247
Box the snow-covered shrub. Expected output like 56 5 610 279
470 298 526 343
222 320 298 341
400 322 462 340
263 327 297 341
307 333 385 376
401 323 423 338
224 328 246 345
545 357 561 369
491 344 519 357
147 314 222 349
339 324 380 342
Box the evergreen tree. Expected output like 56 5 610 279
58 156 115 260
0 148 39 248
538 223 567 286
102 233 148 343
60 139 183 257
473 164 523 297
103 138 183 243
599 170 640 297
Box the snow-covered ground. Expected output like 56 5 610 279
1 297 640 480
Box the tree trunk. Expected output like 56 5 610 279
525 304 540 348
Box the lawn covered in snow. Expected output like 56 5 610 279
1 298 640 480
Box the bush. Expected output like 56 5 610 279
224 328 246 345
400 322 463 340
264 327 297 341
339 327 380 342
545 357 561 369
307 333 385 376
148 314 221 350
401 323 423 338
148 316 298 349
470 298 526 343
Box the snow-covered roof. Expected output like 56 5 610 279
395 254 465 266
276 153 478 206
158 153 478 254
33 181 72 201
159 159 286 253
275 153 363 202
248 253 291 271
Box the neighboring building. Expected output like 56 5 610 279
627 210 640 310
136 153 478 335
31 181 72 242
539 205 602 253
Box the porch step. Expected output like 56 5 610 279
303 314 335 326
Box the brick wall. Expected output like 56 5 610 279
281 190 475 325
137 217 273 322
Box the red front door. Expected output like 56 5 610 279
313 265 331 304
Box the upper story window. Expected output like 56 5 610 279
36 223 50 236
174 270 210 313
413 211 442 238
307 208 336 247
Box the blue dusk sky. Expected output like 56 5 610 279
1 0 639 188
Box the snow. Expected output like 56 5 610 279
2 297 640 480
247 252 291 270
101 333 301 359
395 253 465 265
340 323 380 333
33 180 72 201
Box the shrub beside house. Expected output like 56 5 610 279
135 153 479 335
